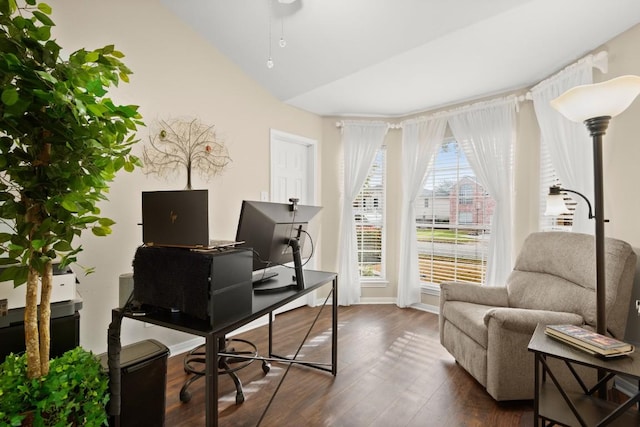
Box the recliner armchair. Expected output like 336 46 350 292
439 231 637 401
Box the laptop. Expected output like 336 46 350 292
142 190 210 248
141 190 243 250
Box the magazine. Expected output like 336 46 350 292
544 324 634 357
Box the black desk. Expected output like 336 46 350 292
528 324 640 426
112 267 338 427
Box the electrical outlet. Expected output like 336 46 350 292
636 300 640 316
0 298 7 317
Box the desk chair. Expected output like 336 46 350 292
179 337 271 404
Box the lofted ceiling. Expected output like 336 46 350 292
161 0 640 117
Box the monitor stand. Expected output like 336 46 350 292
253 231 306 293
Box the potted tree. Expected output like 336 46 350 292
0 0 142 423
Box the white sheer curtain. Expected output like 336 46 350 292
396 117 447 307
448 97 516 286
337 121 388 306
530 54 605 234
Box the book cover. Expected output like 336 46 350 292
545 324 634 357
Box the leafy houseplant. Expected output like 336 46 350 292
0 0 142 384
0 347 109 426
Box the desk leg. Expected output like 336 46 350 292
205 334 218 427
533 353 540 426
332 277 338 376
268 311 274 356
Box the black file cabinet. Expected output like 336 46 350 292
0 300 81 360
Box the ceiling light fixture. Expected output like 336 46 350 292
267 0 297 68
279 17 287 48
266 1 274 69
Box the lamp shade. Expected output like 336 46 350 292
544 194 571 216
550 75 640 122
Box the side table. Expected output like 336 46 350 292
528 323 640 426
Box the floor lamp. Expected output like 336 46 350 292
548 75 640 337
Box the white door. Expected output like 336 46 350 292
270 130 316 205
270 129 318 310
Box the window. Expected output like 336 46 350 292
539 140 575 231
353 147 386 281
458 184 474 205
416 139 494 286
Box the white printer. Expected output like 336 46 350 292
0 264 77 311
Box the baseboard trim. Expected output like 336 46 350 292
411 302 439 314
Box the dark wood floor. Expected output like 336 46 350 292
164 305 534 426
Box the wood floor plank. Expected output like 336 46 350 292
163 305 533 426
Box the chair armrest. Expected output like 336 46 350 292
484 308 584 334
440 282 509 307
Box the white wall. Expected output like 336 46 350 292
47 0 323 353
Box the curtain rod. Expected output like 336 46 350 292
522 50 608 101
335 121 402 129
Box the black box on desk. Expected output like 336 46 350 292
132 246 252 324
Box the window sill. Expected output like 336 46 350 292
421 283 440 296
361 280 389 288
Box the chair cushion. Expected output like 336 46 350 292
506 232 634 327
507 271 596 321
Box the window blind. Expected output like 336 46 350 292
416 140 492 286
353 146 386 280
539 139 575 231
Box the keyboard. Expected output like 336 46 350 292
252 270 278 284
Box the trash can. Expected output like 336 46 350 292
100 339 169 427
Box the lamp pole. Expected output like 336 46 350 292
585 116 610 337
550 75 640 400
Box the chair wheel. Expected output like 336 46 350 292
262 361 271 374
180 389 192 403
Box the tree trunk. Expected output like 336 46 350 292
25 266 41 379
186 159 192 190
39 260 53 376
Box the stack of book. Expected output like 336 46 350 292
544 324 635 358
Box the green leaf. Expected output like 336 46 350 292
85 51 99 62
86 79 106 96
61 199 79 212
98 217 115 227
32 10 54 26
1 88 19 106
34 25 51 41
31 239 46 250
53 240 73 252
0 265 28 286
86 103 105 117
37 2 52 14
91 226 110 237
35 70 57 83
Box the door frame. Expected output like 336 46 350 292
269 129 318 206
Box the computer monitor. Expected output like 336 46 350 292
235 199 321 292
